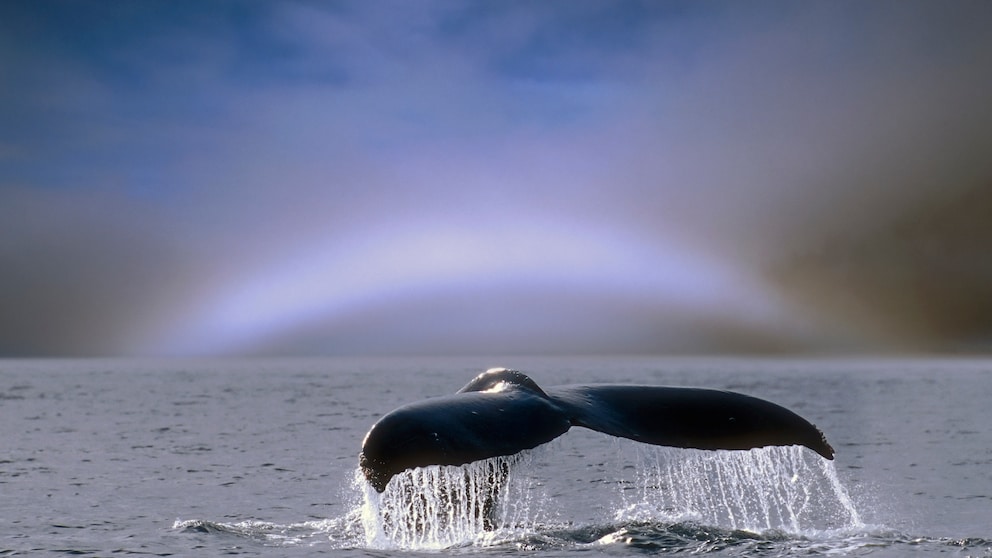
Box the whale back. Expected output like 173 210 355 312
457 367 551 396
547 384 834 460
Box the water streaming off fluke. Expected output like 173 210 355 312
614 444 863 533
358 451 549 549
357 444 862 550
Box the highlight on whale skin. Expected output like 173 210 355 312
359 368 834 493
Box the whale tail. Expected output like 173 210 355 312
360 369 834 492
547 385 834 460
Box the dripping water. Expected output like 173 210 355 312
614 444 863 534
356 444 863 549
358 450 551 549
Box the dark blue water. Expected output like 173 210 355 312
2 357 990 556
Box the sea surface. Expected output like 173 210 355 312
2 356 990 556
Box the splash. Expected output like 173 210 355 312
353 444 863 549
613 444 863 534
358 451 550 549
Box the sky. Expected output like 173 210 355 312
1 0 991 357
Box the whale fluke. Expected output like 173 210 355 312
360 368 834 492
548 385 834 460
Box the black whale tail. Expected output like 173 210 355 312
359 368 834 492
547 384 834 460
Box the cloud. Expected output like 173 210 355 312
1 1 991 355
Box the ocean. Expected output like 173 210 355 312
2 357 990 556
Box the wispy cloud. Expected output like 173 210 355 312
1 1 991 355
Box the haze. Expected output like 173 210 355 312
2 1 991 356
